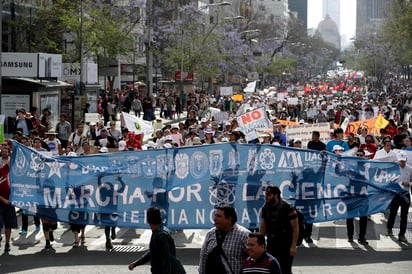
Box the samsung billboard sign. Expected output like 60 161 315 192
0 52 62 78
1 53 38 77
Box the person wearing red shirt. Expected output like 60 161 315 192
0 147 18 253
359 134 377 159
385 119 398 138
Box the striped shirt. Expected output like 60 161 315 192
199 223 249 274
242 252 281 274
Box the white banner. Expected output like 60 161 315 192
220 86 233 96
286 122 331 147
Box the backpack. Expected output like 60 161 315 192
295 208 306 246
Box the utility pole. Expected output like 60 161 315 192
146 0 153 97
79 0 85 94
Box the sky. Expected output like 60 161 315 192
307 0 356 48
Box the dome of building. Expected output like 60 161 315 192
317 14 339 33
317 14 340 50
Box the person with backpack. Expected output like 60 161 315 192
260 185 299 274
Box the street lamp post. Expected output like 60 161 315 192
146 0 153 97
195 1 232 93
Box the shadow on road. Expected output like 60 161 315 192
294 246 412 266
1 246 411 273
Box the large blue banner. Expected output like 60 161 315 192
9 141 402 229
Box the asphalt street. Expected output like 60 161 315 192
1 244 411 274
1 211 411 274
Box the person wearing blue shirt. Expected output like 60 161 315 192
326 128 350 152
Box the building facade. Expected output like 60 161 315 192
288 0 308 28
356 0 391 37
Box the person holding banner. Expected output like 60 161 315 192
359 134 377 158
326 128 349 152
387 152 411 243
0 147 18 253
373 138 398 162
304 131 327 243
345 149 369 245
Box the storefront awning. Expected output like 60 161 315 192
4 77 73 88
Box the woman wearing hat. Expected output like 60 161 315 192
44 130 62 156
202 126 215 144
184 130 198 146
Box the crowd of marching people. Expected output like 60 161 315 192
0 75 411 274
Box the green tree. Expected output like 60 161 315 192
382 0 412 78
30 0 142 90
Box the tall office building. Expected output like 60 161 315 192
322 0 340 32
288 0 308 28
356 0 391 37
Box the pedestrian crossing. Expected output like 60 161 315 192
7 210 410 253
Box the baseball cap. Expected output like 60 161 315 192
333 145 344 151
294 138 302 143
163 143 173 149
398 151 407 162
118 140 126 151
99 147 109 153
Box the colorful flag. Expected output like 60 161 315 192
375 114 389 129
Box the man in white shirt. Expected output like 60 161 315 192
373 139 397 162
386 152 411 243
